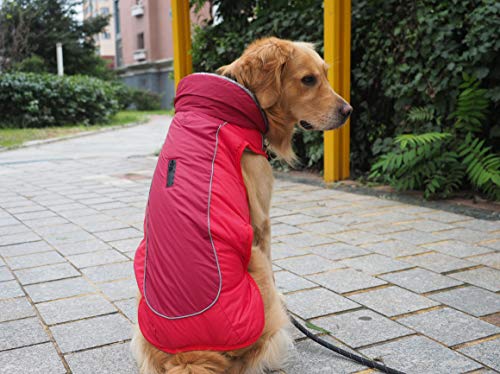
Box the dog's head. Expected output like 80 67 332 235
217 37 352 163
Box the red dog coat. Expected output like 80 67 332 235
134 73 268 353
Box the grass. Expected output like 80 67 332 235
0 110 171 149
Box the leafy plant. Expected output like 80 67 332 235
370 75 500 200
0 72 119 127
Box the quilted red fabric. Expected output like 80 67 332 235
134 73 268 353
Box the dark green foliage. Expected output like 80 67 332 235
12 55 50 74
0 0 113 80
370 76 500 200
0 73 119 127
112 83 162 111
191 0 499 176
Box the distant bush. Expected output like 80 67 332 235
0 73 119 127
112 83 162 111
12 55 50 74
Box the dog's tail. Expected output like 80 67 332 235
165 351 230 374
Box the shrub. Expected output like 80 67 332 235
192 0 499 175
12 55 50 74
370 75 500 200
0 73 119 127
131 89 162 111
110 83 162 111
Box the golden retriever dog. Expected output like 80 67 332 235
131 37 352 373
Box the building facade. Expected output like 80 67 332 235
83 0 116 66
114 0 210 109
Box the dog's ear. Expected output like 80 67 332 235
217 38 293 109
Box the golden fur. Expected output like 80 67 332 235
132 37 351 373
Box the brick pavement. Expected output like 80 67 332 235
0 116 499 373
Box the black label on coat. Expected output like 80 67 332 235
166 159 176 187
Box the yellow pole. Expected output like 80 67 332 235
171 0 192 90
323 0 351 182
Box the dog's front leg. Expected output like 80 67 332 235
241 151 274 261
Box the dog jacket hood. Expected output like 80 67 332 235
134 73 268 353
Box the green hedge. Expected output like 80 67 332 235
0 73 119 127
112 83 162 111
192 0 499 175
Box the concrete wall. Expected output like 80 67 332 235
117 59 175 109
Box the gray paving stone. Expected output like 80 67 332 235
450 267 500 292
98 278 137 301
0 317 49 351
37 294 116 325
469 252 500 270
339 254 413 275
379 268 463 294
108 237 141 253
0 224 31 236
428 286 500 316
95 227 142 242
458 338 500 371
51 314 131 353
275 214 322 226
401 220 455 232
66 342 138 374
402 252 476 273
310 243 369 261
33 223 82 237
307 268 386 294
0 343 66 374
418 211 471 223
0 241 53 259
423 240 493 258
349 286 440 317
436 228 495 243
0 280 24 299
0 231 40 246
484 240 500 251
115 298 137 323
53 238 111 256
0 297 35 323
270 243 310 260
360 335 482 374
285 337 366 373
67 249 128 268
5 250 65 270
44 230 96 246
389 230 442 245
286 288 359 319
399 307 499 346
313 309 412 348
299 221 348 235
0 267 13 282
274 271 316 293
277 232 336 248
457 219 500 233
25 277 95 303
23 216 69 228
274 255 344 276
328 230 385 246
14 262 80 285
271 223 303 237
81 261 133 283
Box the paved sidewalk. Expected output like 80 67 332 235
0 116 499 373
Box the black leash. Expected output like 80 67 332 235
290 316 406 374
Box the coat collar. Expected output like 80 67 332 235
174 73 269 134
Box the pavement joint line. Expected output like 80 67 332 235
397 250 437 259
280 286 322 296
341 284 392 297
450 333 500 351
347 333 419 351
464 251 497 260
44 311 120 327
60 338 132 356
390 305 445 320
441 264 485 276
370 266 419 277
1 261 73 373
421 284 470 297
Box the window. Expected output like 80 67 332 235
137 32 145 50
102 31 111 40
101 7 109 15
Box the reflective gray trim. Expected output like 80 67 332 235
190 72 269 133
143 122 226 320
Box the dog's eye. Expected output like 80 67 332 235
301 75 317 86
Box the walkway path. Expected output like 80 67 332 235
0 116 499 373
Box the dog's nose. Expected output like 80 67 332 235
340 104 353 119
